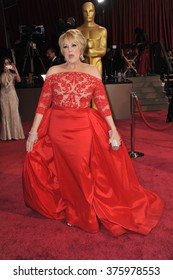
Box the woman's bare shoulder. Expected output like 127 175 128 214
84 64 102 80
46 64 66 77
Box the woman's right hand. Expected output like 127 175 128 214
26 131 38 152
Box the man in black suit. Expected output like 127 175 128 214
166 98 173 122
46 48 62 69
65 17 76 31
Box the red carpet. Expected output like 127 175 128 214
0 110 173 260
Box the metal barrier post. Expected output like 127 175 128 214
129 92 144 158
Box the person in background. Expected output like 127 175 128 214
46 48 62 68
161 48 173 79
166 49 173 66
23 29 164 237
165 49 173 122
166 49 173 123
112 46 125 75
65 17 76 31
162 49 173 123
135 27 150 76
0 57 25 140
166 98 173 122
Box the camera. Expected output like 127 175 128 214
6 65 13 70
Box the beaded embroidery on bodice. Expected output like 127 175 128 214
36 72 111 117
0 73 15 93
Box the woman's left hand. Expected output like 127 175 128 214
26 131 38 152
109 129 122 150
11 63 17 72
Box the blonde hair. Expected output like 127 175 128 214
59 29 86 54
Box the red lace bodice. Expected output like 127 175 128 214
36 72 112 117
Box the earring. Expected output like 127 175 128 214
80 54 84 61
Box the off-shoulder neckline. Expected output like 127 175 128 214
46 72 102 82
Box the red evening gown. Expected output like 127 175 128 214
138 48 150 76
23 72 164 236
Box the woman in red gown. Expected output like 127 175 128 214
23 29 164 236
135 27 150 76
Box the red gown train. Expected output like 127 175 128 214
23 72 164 236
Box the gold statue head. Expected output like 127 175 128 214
82 2 95 23
59 29 87 54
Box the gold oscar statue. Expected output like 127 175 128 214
77 1 107 75
77 2 107 108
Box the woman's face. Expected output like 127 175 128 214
61 38 81 63
3 59 12 72
4 59 11 67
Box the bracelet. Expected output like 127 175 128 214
29 131 38 135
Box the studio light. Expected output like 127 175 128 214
97 0 105 3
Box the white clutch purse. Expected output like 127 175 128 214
108 130 120 150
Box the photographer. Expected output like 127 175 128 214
0 57 25 140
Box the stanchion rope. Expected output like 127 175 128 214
133 94 173 131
